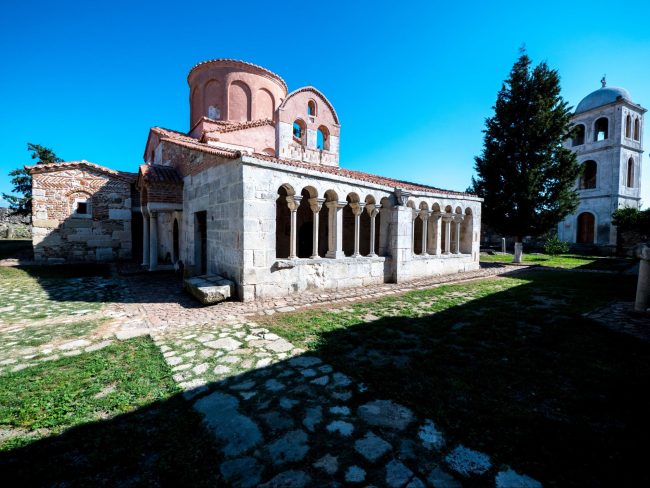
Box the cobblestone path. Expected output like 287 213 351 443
154 317 542 487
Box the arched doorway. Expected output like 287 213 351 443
577 213 595 244
173 218 179 262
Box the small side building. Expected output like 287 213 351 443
29 161 136 263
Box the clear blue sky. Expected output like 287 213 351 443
1 0 649 206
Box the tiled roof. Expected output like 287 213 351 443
187 59 288 92
139 164 183 184
150 126 197 143
207 118 274 134
150 127 475 197
26 160 137 182
245 153 474 197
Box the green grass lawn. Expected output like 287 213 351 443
0 337 220 486
480 252 634 270
263 270 649 487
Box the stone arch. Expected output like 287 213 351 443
67 190 93 217
577 212 595 244
204 79 221 120
257 88 275 120
634 117 641 141
308 99 317 116
572 124 585 146
317 125 330 151
276 184 296 258
460 208 473 254
625 114 632 138
627 157 635 188
293 118 307 145
594 117 608 141
343 193 360 256
229 80 252 121
579 160 597 189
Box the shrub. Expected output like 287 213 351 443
544 235 570 255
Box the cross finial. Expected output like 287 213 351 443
601 75 607 88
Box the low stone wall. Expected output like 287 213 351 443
0 207 31 239
400 254 480 280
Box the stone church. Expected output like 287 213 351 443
558 80 645 249
29 59 482 301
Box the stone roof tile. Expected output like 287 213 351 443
139 164 183 185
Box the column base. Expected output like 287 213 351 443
310 254 320 260
352 252 361 258
326 251 345 259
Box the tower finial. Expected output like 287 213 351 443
601 74 607 88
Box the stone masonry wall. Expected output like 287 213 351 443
181 160 244 283
31 168 133 263
0 207 31 239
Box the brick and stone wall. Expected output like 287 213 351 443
31 166 134 263
0 207 31 239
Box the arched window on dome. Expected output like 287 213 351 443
293 119 306 145
317 126 330 151
307 100 316 116
579 160 597 190
627 158 635 188
572 124 585 146
594 118 608 141
634 118 640 141
625 115 632 138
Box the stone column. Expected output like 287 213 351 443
326 200 346 259
309 197 325 259
431 212 442 255
635 245 650 312
368 204 381 257
389 189 415 283
411 209 419 255
513 242 523 263
443 215 452 254
351 202 365 258
454 215 463 254
142 212 150 267
286 196 301 259
149 211 158 271
420 210 431 255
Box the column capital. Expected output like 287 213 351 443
394 188 412 206
286 195 301 212
442 213 454 222
419 209 432 220
326 200 347 210
350 202 366 216
454 214 465 223
309 197 326 213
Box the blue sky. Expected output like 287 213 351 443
1 0 649 206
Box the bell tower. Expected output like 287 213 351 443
557 80 646 249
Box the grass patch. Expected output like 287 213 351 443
480 252 633 270
263 270 649 486
0 265 119 323
0 337 220 486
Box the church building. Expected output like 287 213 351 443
28 59 482 301
558 80 646 249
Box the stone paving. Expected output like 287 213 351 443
153 317 542 487
584 301 650 342
0 262 545 485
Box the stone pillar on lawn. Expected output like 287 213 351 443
513 242 523 263
634 245 650 312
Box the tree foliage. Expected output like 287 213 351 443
2 143 62 215
612 207 650 233
470 50 580 240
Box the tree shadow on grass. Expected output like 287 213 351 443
1 270 648 487
303 270 650 487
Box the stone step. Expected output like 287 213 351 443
184 275 235 305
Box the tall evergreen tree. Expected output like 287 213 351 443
2 143 62 215
470 50 580 243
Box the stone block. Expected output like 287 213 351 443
108 209 132 220
184 275 235 305
33 219 59 229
